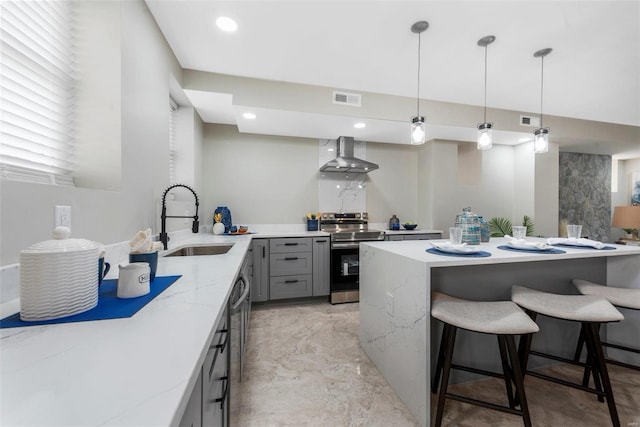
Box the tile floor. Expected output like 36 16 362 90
235 301 640 427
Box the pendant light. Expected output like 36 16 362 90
533 48 552 153
477 35 495 150
410 20 429 145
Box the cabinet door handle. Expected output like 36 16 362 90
284 242 298 246
284 257 298 261
316 239 327 243
284 279 299 284
262 246 265 258
211 376 229 409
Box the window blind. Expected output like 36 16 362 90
0 1 75 185
169 98 177 185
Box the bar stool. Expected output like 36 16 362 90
431 292 539 427
572 279 640 370
511 285 624 427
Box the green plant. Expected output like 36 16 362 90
489 216 535 237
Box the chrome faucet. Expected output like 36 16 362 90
160 184 200 250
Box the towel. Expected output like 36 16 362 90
546 237 605 249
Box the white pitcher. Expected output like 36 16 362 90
117 262 150 299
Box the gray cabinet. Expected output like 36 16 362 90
312 237 330 296
202 303 229 427
268 237 313 300
179 370 202 427
251 240 269 302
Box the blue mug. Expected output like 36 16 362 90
129 251 158 281
98 257 111 285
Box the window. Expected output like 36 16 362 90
0 1 75 185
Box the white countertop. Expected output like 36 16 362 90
362 237 640 266
1 233 256 426
381 229 442 235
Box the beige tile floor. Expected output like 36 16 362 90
235 301 640 427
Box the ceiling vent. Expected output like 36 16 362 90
333 91 361 107
519 115 540 127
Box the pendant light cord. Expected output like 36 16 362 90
416 32 421 117
483 44 488 123
540 55 545 128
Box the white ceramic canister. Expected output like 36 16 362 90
117 262 150 299
19 227 101 321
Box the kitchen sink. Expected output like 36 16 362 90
163 244 234 257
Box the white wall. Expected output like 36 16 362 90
0 1 194 265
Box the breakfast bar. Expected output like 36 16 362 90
358 238 640 427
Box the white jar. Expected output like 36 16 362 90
19 227 100 321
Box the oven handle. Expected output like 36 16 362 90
331 242 361 249
232 277 249 311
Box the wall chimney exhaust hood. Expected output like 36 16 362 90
319 137 379 173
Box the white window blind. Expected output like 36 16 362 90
0 1 75 185
169 98 177 185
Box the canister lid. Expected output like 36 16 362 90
21 227 99 254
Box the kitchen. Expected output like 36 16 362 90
1 1 639 426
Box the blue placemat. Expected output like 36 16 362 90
426 248 491 258
497 245 566 254
0 275 181 329
551 244 616 250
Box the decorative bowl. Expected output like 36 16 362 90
403 223 417 230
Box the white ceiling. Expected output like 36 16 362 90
146 0 640 157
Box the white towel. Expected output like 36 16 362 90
504 235 549 250
546 237 605 249
430 241 478 254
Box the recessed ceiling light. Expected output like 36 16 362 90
216 16 237 32
242 112 256 119
354 122 366 129
328 148 335 152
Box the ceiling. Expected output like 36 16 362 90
146 1 640 158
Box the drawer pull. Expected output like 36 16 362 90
316 239 327 243
284 242 299 246
210 376 229 409
284 257 299 261
284 279 299 284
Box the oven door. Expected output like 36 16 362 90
330 244 360 304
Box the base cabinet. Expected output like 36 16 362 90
251 240 269 302
178 371 202 427
385 232 441 241
312 237 330 296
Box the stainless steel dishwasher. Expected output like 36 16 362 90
229 253 252 424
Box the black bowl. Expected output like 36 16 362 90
403 223 417 230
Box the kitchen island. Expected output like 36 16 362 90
358 238 640 427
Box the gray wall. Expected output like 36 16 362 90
559 152 611 241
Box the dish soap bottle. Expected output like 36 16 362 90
389 214 400 230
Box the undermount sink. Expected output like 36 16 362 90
163 244 234 257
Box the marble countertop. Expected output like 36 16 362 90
0 229 323 426
362 237 640 266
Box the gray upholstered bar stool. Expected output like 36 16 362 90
511 285 624 427
431 292 539 427
573 279 640 372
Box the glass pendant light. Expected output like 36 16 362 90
533 48 552 154
477 35 495 150
410 21 428 145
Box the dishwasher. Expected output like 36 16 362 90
229 254 252 424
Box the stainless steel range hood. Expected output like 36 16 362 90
319 137 379 173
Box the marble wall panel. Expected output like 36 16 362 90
559 152 611 241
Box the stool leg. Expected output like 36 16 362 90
584 322 620 427
497 335 516 409
574 326 585 362
432 323 450 394
518 310 537 374
434 324 457 427
505 334 533 427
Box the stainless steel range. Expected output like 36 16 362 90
320 212 385 304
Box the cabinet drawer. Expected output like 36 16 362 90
270 252 312 276
385 235 403 241
269 238 313 254
270 274 313 299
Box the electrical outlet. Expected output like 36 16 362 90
385 292 394 316
54 205 72 228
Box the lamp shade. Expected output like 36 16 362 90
411 116 426 145
612 206 640 229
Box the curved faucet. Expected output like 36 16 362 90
160 184 200 250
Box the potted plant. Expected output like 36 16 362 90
489 215 535 237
